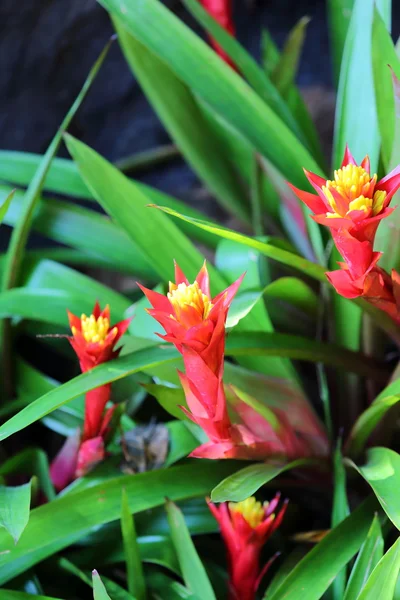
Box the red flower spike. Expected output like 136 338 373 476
290 147 400 251
199 0 237 69
143 262 329 461
139 262 244 368
50 303 131 491
208 494 287 600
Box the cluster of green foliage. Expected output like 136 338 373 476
1 0 400 598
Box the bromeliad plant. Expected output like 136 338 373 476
2 0 400 599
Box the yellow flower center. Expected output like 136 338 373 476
228 496 269 529
168 281 213 320
78 313 111 344
322 164 385 218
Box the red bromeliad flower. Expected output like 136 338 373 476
208 494 287 600
199 0 236 68
289 146 400 324
290 146 400 253
50 303 131 490
140 262 243 455
142 262 329 460
67 302 131 441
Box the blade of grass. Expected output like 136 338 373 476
165 500 216 600
121 489 147 600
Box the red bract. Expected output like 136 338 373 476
142 262 329 460
209 494 287 600
139 261 243 376
289 146 400 252
140 262 244 456
67 302 131 441
50 303 131 490
199 0 236 68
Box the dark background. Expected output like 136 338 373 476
1 0 399 197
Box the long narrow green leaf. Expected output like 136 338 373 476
224 331 389 381
0 482 31 543
166 501 216 600
153 204 400 342
0 593 63 600
372 11 400 272
347 447 400 530
98 0 324 186
121 489 146 600
357 537 400 600
271 17 310 98
346 395 400 456
93 570 113 600
0 189 14 224
0 153 220 249
181 0 312 152
0 346 178 442
260 28 323 164
216 239 299 383
343 515 384 600
64 134 225 289
327 0 355 86
211 459 318 502
0 448 55 502
1 186 155 279
333 0 391 170
114 20 249 222
0 462 238 584
1 38 113 294
330 442 350 599
266 498 379 600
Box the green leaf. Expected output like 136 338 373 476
121 489 146 600
0 593 63 600
0 482 31 543
0 448 55 502
260 29 323 164
0 345 178 442
1 185 155 279
327 0 355 86
330 441 350 599
224 331 390 381
344 515 384 600
98 0 324 186
0 462 238 584
64 134 224 288
0 155 220 250
96 575 136 600
216 238 299 383
271 17 310 98
145 384 189 422
372 11 400 272
165 500 216 600
148 571 199 600
346 395 400 456
347 447 400 530
0 189 15 224
114 20 250 222
372 9 400 169
266 497 379 600
23 259 131 320
93 570 113 600
333 0 391 171
1 38 113 294
357 537 400 600
211 459 317 502
153 204 400 342
180 0 311 151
